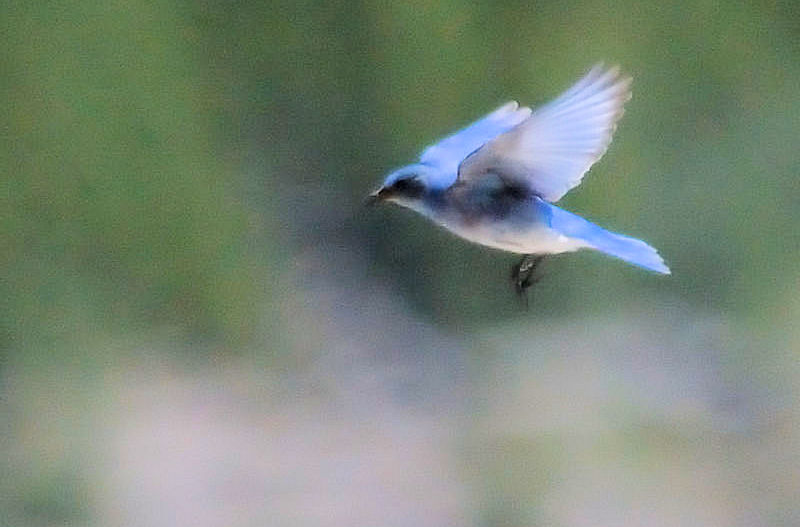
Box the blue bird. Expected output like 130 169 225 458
369 64 669 297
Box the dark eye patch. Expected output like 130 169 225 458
393 178 410 190
392 177 423 197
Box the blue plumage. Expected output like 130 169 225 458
370 64 670 287
540 200 670 274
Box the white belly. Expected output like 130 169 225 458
439 220 590 255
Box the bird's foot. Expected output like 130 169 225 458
511 254 546 309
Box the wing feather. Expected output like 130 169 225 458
419 101 531 189
456 64 632 202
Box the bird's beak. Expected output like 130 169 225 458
365 187 389 206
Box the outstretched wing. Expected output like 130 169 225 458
456 65 632 202
419 101 532 189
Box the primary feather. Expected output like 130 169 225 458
456 64 631 202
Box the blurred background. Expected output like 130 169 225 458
3 1 800 526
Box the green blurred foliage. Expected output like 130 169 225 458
5 1 798 351
2 1 271 358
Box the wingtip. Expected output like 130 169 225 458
648 254 671 275
587 62 632 90
488 100 531 127
494 101 519 115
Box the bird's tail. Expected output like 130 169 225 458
542 200 670 274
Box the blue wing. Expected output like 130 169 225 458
457 65 632 202
419 101 531 189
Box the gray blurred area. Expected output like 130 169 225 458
2 1 800 526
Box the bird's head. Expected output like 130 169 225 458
367 164 438 210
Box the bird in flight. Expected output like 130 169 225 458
369 64 669 300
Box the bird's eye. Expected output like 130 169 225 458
393 178 411 191
389 176 424 198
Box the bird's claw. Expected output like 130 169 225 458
511 255 545 309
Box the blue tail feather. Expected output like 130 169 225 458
541 200 670 274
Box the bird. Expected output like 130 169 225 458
368 64 670 300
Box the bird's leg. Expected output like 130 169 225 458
511 254 546 308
